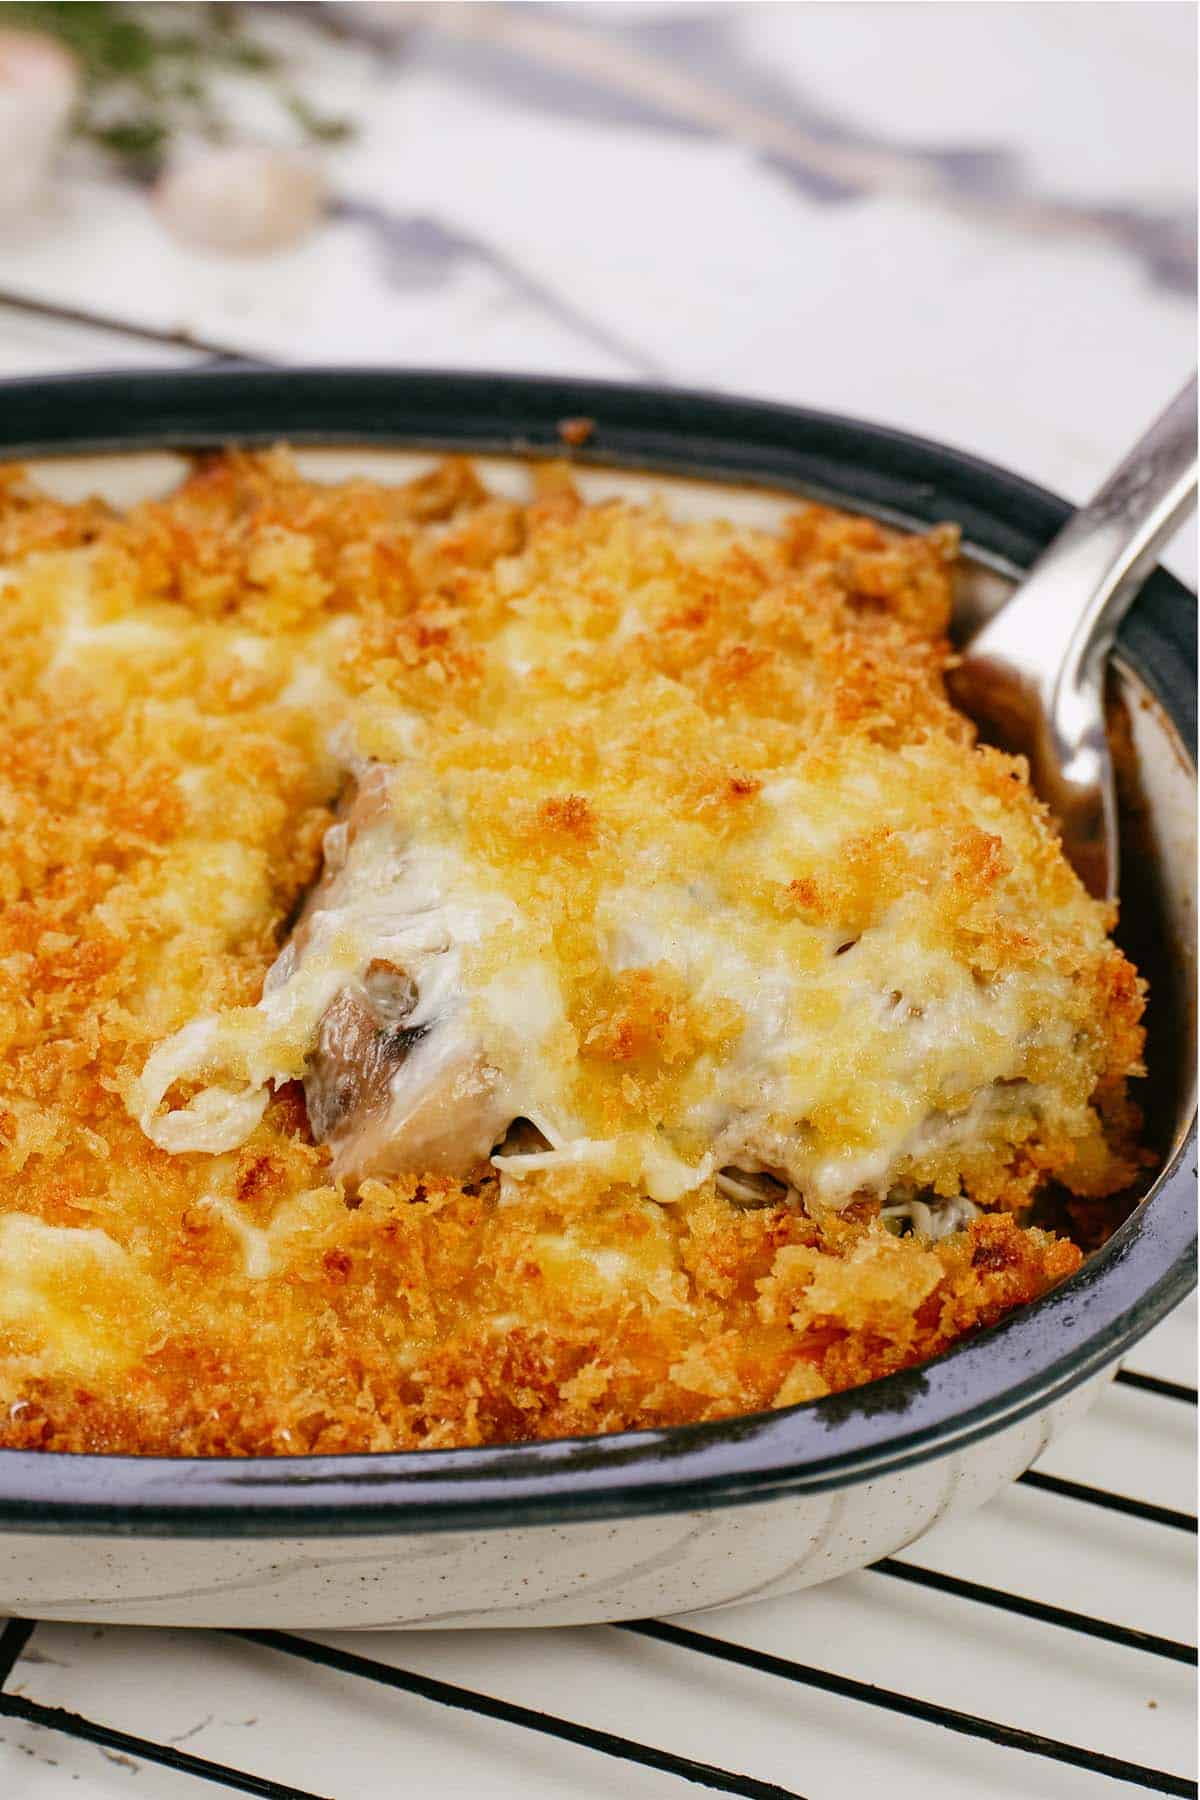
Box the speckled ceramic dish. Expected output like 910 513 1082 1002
0 370 1192 1629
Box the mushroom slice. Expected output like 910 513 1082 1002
303 971 422 1145
267 763 394 987
307 974 512 1186
881 1195 980 1240
266 765 520 1186
715 1167 792 1208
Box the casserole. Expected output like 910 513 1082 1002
0 369 1192 1629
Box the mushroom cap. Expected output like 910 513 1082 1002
154 145 327 255
0 28 79 216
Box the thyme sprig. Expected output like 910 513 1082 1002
8 2 352 176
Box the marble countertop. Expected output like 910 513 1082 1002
2 0 1195 560
0 7 1195 1798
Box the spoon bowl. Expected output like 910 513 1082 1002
950 378 1197 902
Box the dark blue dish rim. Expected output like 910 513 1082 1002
0 367 1193 1538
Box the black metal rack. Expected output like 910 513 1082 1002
0 1365 1193 1800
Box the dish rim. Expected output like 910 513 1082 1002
0 365 1193 1539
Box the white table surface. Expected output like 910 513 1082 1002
0 5 1195 1796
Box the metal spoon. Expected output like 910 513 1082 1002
950 376 1197 903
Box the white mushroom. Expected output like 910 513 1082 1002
881 1195 980 1241
153 146 326 254
715 1167 793 1208
0 29 78 217
268 767 517 1187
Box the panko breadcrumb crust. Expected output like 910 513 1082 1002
0 452 1146 1456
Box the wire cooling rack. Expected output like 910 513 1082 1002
0 1297 1194 1800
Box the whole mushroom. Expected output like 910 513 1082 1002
154 145 326 255
0 29 79 217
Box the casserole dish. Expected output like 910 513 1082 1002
0 368 1192 1630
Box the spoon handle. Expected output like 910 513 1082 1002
971 376 1197 686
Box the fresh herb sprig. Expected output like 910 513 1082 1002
8 2 352 176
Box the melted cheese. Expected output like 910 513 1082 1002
0 1217 143 1373
127 483 1132 1214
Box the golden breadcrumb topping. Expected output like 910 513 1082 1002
0 452 1147 1455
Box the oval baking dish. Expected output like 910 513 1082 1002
0 369 1192 1631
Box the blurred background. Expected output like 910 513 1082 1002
0 0 1195 566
